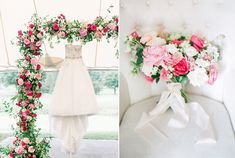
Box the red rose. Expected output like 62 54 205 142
173 58 189 76
38 82 42 88
103 27 108 33
29 24 34 29
115 17 119 23
172 39 182 45
36 64 41 70
18 30 23 36
91 24 97 31
20 75 25 80
25 56 31 61
130 31 139 38
25 109 30 115
28 30 33 36
25 82 32 89
115 26 118 31
190 35 204 51
52 23 59 31
16 102 20 107
23 126 27 132
36 93 42 98
33 52 40 56
27 91 33 96
32 113 37 118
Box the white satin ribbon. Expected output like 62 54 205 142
135 83 216 145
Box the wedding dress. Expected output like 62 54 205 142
49 44 99 154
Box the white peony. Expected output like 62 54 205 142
165 44 178 54
184 46 198 57
142 64 153 76
188 68 208 87
195 59 210 68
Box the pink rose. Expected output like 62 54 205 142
208 65 218 85
30 58 38 66
143 45 168 66
90 24 97 31
27 90 33 97
160 68 170 81
79 29 87 37
29 104 35 109
28 146 35 153
29 24 34 29
36 74 41 80
36 41 42 47
140 34 153 45
22 138 29 144
108 23 116 30
190 35 204 51
144 75 154 83
52 23 59 31
15 146 24 155
25 82 32 89
24 39 30 45
96 30 102 38
18 78 24 85
28 30 33 36
130 31 139 38
173 58 189 76
18 30 23 36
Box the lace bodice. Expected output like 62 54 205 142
65 44 82 59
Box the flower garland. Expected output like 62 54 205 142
0 14 118 158
126 31 222 102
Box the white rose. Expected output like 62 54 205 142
151 37 166 46
188 68 208 87
180 41 190 48
195 59 210 68
184 46 198 57
166 44 178 54
142 64 153 76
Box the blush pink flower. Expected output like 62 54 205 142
208 65 218 85
18 78 24 85
24 39 30 45
36 74 41 80
188 57 196 71
144 75 154 83
15 146 24 155
143 45 168 66
37 33 43 39
160 68 170 81
30 58 38 66
190 35 204 51
36 41 42 47
140 34 153 45
108 23 116 30
59 31 66 38
28 146 35 153
79 29 87 37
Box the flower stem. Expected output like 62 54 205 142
181 89 189 103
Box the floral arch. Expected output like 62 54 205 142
0 13 118 158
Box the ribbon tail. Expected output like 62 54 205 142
189 102 216 144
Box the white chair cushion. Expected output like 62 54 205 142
120 95 235 158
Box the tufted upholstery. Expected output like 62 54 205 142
120 0 235 128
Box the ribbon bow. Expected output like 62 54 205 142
135 83 216 145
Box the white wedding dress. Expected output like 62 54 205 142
49 44 99 154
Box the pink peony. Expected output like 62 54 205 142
15 146 24 155
165 52 183 66
144 75 154 83
160 68 170 81
173 58 189 76
208 65 218 85
30 58 38 66
28 146 35 153
18 78 24 85
143 45 168 66
52 23 59 31
79 29 87 37
24 39 30 45
108 23 116 30
190 35 204 51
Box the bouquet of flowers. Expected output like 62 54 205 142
126 31 223 102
